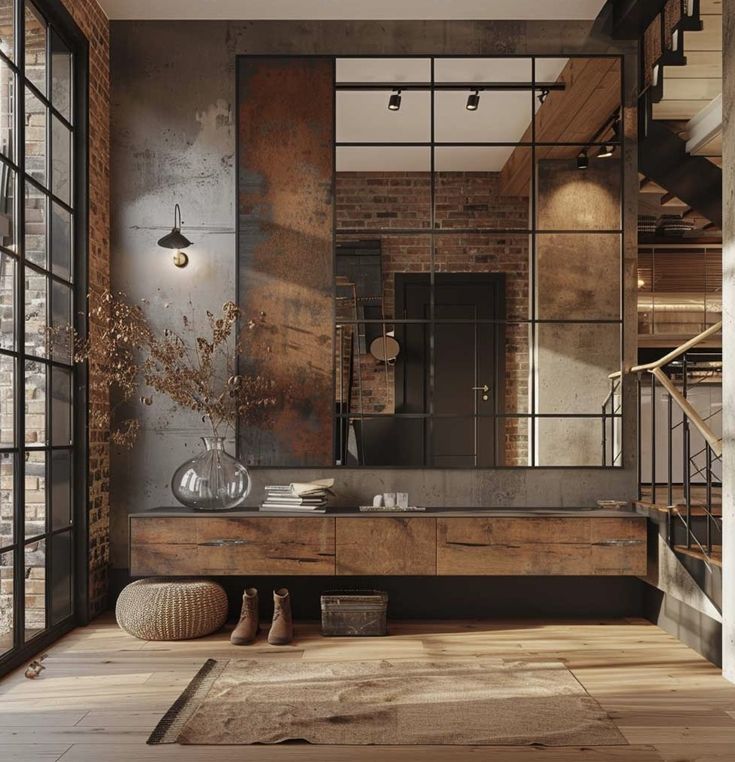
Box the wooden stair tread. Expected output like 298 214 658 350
673 544 722 567
636 500 722 517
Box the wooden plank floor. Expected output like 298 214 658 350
1 615 735 761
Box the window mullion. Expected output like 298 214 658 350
14 0 27 651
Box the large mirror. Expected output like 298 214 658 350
236 54 624 468
333 56 623 467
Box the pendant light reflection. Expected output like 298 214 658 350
157 203 192 268
466 89 480 111
388 89 402 111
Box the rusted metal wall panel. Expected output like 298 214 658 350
237 56 334 466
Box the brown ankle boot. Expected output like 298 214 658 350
267 588 293 645
230 588 259 645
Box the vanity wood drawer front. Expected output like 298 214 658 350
436 517 647 576
336 517 437 575
130 517 336 576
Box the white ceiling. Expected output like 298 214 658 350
100 0 607 21
336 58 567 172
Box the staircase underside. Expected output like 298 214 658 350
639 119 722 227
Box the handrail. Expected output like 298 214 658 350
651 367 722 458
609 320 722 379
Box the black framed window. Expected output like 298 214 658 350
0 0 83 671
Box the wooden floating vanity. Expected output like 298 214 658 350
129 509 647 577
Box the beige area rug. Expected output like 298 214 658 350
148 657 627 747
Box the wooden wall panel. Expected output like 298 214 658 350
237 57 334 466
336 517 437 575
436 517 647 575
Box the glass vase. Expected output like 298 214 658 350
171 436 251 511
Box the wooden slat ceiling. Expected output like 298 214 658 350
500 57 621 196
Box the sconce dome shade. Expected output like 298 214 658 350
157 228 193 250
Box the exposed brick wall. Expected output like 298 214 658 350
61 0 110 619
336 172 529 466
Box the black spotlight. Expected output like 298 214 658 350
597 143 615 158
537 88 550 105
466 89 480 111
388 89 402 111
576 150 589 170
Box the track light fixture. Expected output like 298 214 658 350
466 89 480 111
597 144 615 158
157 203 192 268
388 89 402 111
537 88 550 105
576 150 589 170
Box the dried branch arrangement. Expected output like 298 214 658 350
65 291 278 447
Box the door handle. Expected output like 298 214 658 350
472 384 489 401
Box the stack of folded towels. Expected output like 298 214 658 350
260 478 335 513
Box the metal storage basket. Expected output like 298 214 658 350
320 589 388 637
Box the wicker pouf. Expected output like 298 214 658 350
115 578 228 641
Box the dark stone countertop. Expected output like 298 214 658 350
133 506 642 519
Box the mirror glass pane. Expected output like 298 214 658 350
268 56 627 467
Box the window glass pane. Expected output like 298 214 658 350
50 279 71 363
50 365 71 445
51 201 71 280
50 449 70 531
25 183 46 267
24 449 45 538
50 529 71 624
24 359 45 444
24 3 46 95
0 353 12 446
0 452 13 546
51 116 71 205
0 165 16 250
0 250 14 349
0 0 14 62
0 57 14 161
24 538 44 641
51 31 71 122
24 267 46 357
24 88 46 187
0 549 12 657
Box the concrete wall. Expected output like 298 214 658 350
535 157 622 465
722 4 734 682
109 21 638 572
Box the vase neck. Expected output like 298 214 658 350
202 436 225 451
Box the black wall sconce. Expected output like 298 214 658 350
157 204 192 268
